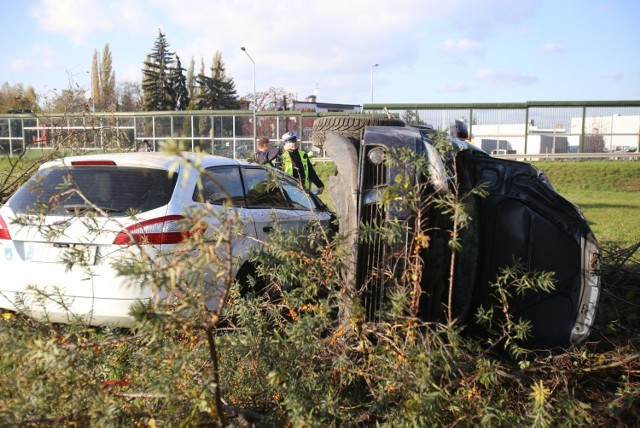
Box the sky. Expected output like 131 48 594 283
1 0 639 106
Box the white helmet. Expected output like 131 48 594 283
282 131 298 142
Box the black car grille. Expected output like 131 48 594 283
358 145 420 321
358 145 394 321
357 203 387 321
362 146 388 188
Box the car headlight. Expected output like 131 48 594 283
367 147 385 165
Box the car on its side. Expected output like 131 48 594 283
0 152 334 326
313 116 601 351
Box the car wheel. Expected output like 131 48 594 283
236 262 277 300
311 116 405 148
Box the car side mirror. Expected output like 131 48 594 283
451 119 469 140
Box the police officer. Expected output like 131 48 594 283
281 131 324 194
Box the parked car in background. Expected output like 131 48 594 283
313 116 601 351
0 152 334 326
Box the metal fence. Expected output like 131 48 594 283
1 101 639 159
365 101 640 157
0 110 323 159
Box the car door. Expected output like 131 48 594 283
195 165 267 270
455 148 601 350
240 166 304 243
278 178 333 230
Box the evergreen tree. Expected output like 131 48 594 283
100 44 116 111
401 109 426 126
194 51 239 110
170 55 190 111
142 29 176 111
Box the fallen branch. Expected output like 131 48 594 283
580 353 640 373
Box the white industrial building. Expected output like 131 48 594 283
471 115 639 154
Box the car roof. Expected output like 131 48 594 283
39 151 248 171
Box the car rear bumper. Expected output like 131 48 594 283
0 259 149 327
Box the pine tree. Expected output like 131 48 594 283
194 51 239 110
142 29 176 111
170 55 190 111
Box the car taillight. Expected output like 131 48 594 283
0 215 10 240
113 215 187 245
71 160 117 166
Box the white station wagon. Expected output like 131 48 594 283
0 152 334 326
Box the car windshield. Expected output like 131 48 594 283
9 166 178 216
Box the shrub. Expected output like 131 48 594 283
0 140 638 427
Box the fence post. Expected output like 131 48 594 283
580 106 587 153
524 107 530 154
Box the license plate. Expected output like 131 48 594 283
25 243 97 264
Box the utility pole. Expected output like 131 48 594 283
240 47 257 143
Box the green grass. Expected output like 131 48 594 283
532 161 640 193
311 160 335 206
556 190 639 247
532 161 640 248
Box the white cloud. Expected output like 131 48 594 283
145 0 437 101
476 69 539 87
438 82 471 93
17 0 554 102
605 72 624 81
31 0 95 44
539 43 567 54
9 44 57 72
30 0 148 45
445 0 542 39
440 39 484 55
10 59 32 71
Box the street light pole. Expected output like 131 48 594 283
240 47 257 144
370 63 379 103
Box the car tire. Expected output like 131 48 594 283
236 262 282 301
311 116 405 148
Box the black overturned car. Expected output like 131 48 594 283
312 116 601 351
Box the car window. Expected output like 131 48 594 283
280 181 315 210
8 166 177 216
242 167 291 209
195 166 245 205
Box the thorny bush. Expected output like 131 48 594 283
0 139 638 427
